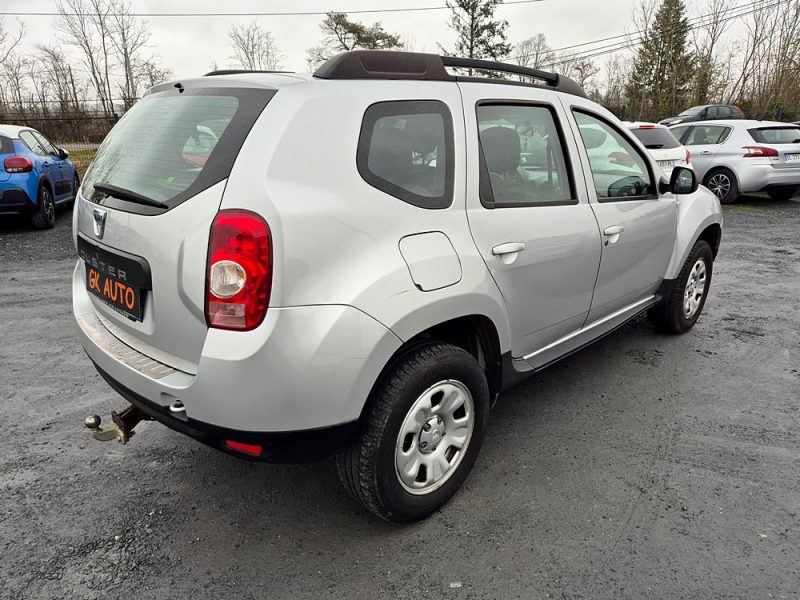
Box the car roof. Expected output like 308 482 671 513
676 119 796 128
0 124 29 138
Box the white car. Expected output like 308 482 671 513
626 122 691 176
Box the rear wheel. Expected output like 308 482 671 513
30 185 56 230
648 239 713 334
704 169 739 204
336 342 490 522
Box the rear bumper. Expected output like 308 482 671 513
0 187 33 215
92 359 357 462
736 164 800 194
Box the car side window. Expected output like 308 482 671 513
684 125 730 145
573 110 655 201
706 106 719 119
19 131 46 155
357 100 454 209
670 125 690 142
718 106 732 117
477 103 574 207
32 131 58 156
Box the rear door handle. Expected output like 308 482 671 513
603 225 624 245
492 242 526 256
699 150 712 156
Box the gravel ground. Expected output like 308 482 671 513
1 198 798 599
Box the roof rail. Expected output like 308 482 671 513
204 69 295 76
313 50 586 98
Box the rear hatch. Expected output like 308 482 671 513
747 125 800 170
75 80 274 372
628 125 687 171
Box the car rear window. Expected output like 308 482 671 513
82 87 274 212
629 127 681 149
0 135 14 155
748 126 800 144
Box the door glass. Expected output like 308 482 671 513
684 126 729 145
573 111 654 200
32 131 58 156
477 104 573 205
670 125 690 142
19 131 46 155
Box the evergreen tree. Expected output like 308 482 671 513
625 0 694 120
444 0 511 73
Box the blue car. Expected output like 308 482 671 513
0 125 79 229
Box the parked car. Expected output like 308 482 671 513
625 122 692 175
0 124 78 229
669 120 800 203
74 51 723 522
659 104 745 127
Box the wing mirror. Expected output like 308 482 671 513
661 166 698 195
57 148 69 160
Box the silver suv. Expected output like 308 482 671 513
73 51 723 522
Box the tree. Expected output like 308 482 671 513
443 0 511 73
109 0 150 109
0 17 24 65
625 0 694 120
307 12 403 70
229 21 283 71
515 33 554 70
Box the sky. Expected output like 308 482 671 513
1 0 641 78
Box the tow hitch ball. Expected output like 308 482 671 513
84 405 149 444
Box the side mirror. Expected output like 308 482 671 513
670 166 698 195
58 148 69 160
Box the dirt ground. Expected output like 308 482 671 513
1 197 798 599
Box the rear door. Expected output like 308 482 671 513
32 131 70 199
681 124 731 179
19 130 61 195
461 83 602 358
75 82 274 372
565 104 676 323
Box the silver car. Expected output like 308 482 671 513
670 120 800 203
73 51 723 522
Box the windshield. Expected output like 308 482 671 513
83 87 273 210
748 127 800 144
630 127 681 149
678 106 705 117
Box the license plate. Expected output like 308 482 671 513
77 237 151 321
784 153 800 162
657 160 675 169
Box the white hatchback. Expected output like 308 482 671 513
626 122 692 176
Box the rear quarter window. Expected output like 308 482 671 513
357 100 454 209
748 127 800 144
630 128 681 150
82 87 274 212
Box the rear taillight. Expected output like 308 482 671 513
205 210 272 331
3 156 33 173
743 146 778 158
685 149 691 165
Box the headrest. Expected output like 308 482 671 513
480 126 520 175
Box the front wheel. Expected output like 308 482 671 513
704 169 739 204
30 185 56 230
648 239 714 334
336 342 490 522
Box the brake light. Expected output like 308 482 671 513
685 149 691 165
225 440 263 456
205 210 272 331
3 156 33 173
640 124 656 129
742 146 778 158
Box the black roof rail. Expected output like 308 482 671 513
313 50 586 98
204 69 295 76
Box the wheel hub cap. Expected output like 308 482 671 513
683 258 707 317
394 380 475 495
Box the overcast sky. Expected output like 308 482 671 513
3 0 641 78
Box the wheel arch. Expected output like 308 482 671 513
665 186 724 280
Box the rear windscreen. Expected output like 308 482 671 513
0 135 14 154
748 127 800 144
82 87 274 211
630 128 681 150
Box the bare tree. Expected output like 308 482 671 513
0 18 25 65
229 21 283 71
108 0 150 109
515 33 555 70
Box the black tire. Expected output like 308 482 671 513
648 239 714 334
703 168 739 204
336 342 490 522
767 189 797 201
30 185 56 230
70 174 80 204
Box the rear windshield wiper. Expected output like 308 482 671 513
645 144 664 149
93 182 168 209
